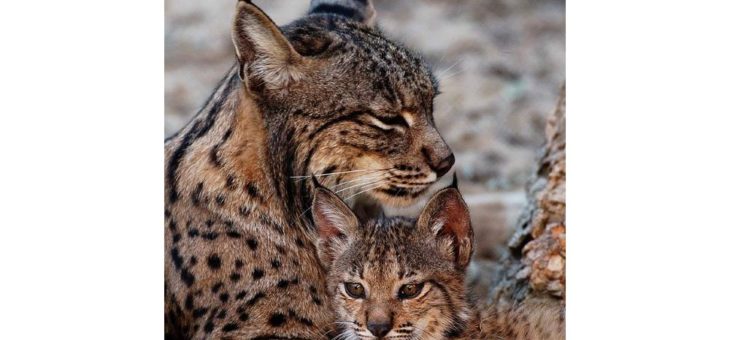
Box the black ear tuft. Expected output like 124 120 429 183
448 173 459 190
311 174 323 189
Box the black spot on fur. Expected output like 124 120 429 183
312 296 322 305
185 294 194 310
226 175 237 190
235 259 244 269
298 317 314 326
252 269 264 280
222 323 239 332
172 233 181 244
230 272 241 282
309 285 322 305
212 282 223 293
171 248 183 270
260 215 284 234
268 313 287 327
207 254 222 270
238 312 249 322
227 231 242 239
210 128 232 168
180 268 195 287
188 228 199 238
246 238 258 251
246 183 261 200
219 292 230 303
210 146 222 167
193 307 208 319
271 259 281 269
277 280 290 289
204 320 214 333
217 309 227 319
202 232 219 240
236 306 250 322
216 194 225 206
235 290 247 300
239 205 251 217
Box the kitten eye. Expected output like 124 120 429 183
344 282 366 299
398 283 424 299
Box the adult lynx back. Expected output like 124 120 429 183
164 0 454 338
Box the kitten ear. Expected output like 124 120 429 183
312 186 359 269
416 186 473 270
232 1 304 91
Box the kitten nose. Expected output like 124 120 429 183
434 153 455 177
367 321 392 337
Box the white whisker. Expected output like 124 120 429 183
331 173 386 189
290 168 390 179
342 182 385 202
334 178 385 195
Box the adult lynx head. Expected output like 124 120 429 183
312 180 475 339
233 0 454 209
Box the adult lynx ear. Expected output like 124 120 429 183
232 1 304 91
312 186 359 269
416 185 473 271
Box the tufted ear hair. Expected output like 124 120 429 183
416 186 474 271
308 0 377 27
232 1 304 92
312 186 359 269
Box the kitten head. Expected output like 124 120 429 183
312 182 474 339
232 1 453 207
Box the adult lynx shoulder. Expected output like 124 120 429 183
164 0 454 338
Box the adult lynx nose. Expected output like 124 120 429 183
422 146 455 178
434 152 455 177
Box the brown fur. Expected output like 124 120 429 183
312 186 565 340
313 185 476 339
165 1 453 338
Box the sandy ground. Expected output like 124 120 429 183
165 0 565 258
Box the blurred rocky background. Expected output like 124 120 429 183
165 0 565 259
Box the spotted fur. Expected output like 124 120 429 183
165 1 453 338
313 185 565 340
313 184 478 339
